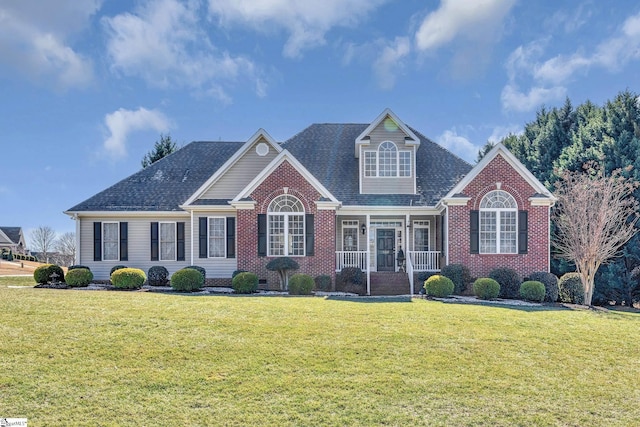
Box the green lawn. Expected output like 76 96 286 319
1 286 639 426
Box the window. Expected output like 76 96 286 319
413 221 430 251
268 195 305 256
160 222 176 261
103 222 119 261
479 190 517 254
208 217 225 258
342 220 359 251
363 142 412 177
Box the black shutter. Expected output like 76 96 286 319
199 217 208 258
177 222 185 261
119 222 128 261
226 217 236 258
151 222 159 261
518 211 528 254
93 222 102 261
258 214 267 257
305 214 314 256
470 211 479 254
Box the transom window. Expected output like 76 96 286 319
342 220 359 251
160 222 176 261
208 217 225 258
103 222 119 261
479 190 517 254
364 141 412 177
268 195 305 256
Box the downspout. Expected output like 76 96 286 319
190 210 194 266
444 205 449 267
74 214 80 265
406 213 412 296
366 213 371 296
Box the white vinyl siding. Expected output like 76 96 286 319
208 217 225 258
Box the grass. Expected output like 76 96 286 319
1 287 639 426
0 276 36 286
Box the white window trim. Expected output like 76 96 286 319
412 220 430 251
267 195 306 257
479 191 518 254
159 221 177 262
208 216 226 258
103 221 119 261
363 142 412 178
342 220 359 251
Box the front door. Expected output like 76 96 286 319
376 229 395 271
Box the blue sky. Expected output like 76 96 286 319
1 0 640 247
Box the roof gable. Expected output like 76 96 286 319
355 108 420 157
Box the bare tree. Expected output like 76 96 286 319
554 165 639 305
30 226 57 263
54 232 76 267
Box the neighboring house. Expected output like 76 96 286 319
0 226 27 255
65 109 556 294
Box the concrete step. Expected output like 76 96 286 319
369 272 411 296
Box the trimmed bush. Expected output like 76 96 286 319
232 269 247 278
489 267 521 299
68 265 90 272
33 264 65 284
111 268 146 290
528 272 559 303
559 273 585 305
416 271 438 284
336 267 366 295
266 257 300 290
288 274 314 295
65 268 93 287
232 272 259 294
520 281 546 302
314 275 332 292
147 266 169 286
441 264 472 294
424 275 455 298
473 278 500 300
110 265 127 276
185 266 206 281
171 268 204 292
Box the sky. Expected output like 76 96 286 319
1 0 640 248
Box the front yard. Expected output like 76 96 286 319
0 284 639 426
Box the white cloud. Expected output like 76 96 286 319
207 0 387 58
501 83 566 113
437 129 479 163
414 0 516 52
488 124 522 143
0 0 99 89
103 0 265 100
103 108 171 159
373 37 411 90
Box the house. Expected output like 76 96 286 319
65 109 556 294
0 226 27 255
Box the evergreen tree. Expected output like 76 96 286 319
142 134 178 168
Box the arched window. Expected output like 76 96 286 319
379 141 397 176
268 195 305 256
479 190 517 254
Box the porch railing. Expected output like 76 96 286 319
335 251 368 271
407 251 441 271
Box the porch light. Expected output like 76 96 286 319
361 223 366 235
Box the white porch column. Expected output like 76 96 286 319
366 213 370 296
406 213 411 296
74 214 80 265
190 210 194 266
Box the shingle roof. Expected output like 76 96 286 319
67 141 244 212
67 122 473 212
283 123 472 206
0 227 22 244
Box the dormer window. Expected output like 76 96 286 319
364 141 412 178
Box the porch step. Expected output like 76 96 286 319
369 272 411 296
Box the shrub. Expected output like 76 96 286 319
314 275 332 292
288 274 314 295
424 275 455 298
489 267 521 299
473 278 500 300
111 268 146 290
110 265 127 276
65 268 93 287
441 264 472 294
266 257 300 290
416 271 438 284
147 266 169 286
232 269 247 278
528 272 559 302
7 250 13 261
33 264 65 284
559 273 585 305
232 272 259 294
171 268 204 292
68 265 90 272
185 266 206 281
336 267 366 295
520 281 546 302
